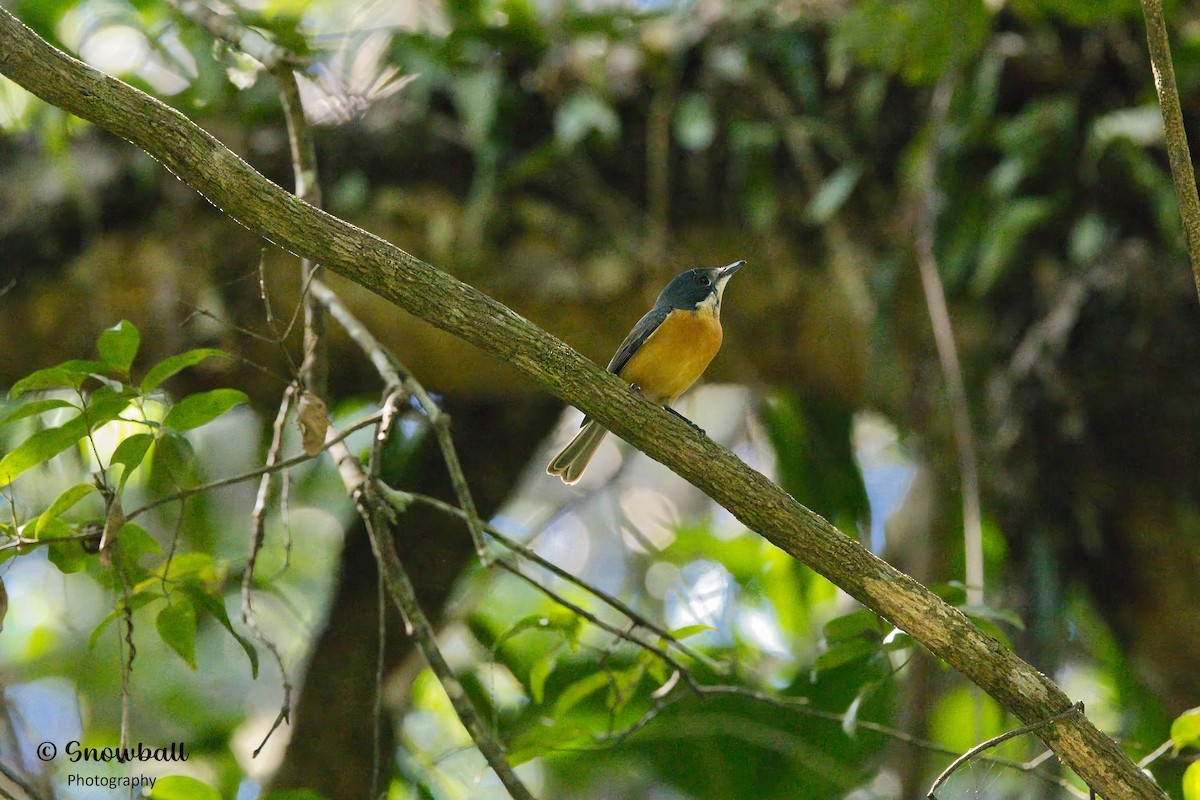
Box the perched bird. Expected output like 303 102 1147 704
547 260 746 484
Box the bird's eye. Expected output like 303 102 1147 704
699 276 712 287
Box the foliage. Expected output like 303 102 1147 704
1 321 257 692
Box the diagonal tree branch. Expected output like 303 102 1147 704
0 10 1165 798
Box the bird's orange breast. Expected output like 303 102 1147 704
617 308 723 404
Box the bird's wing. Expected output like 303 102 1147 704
606 306 669 376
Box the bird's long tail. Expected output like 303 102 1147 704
546 420 608 484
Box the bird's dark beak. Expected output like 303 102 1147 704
719 260 746 280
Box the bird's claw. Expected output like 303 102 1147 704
667 406 705 436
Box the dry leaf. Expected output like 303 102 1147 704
297 391 329 456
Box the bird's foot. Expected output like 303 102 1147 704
667 406 706 436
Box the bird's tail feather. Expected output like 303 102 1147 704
546 420 608 484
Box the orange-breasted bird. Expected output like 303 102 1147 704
547 260 746 484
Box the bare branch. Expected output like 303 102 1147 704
165 0 301 71
123 410 384 521
927 701 1085 798
1140 0 1200 301
912 71 985 608
399 490 715 670
309 278 488 558
242 385 296 756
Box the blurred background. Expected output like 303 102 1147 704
2 0 1200 798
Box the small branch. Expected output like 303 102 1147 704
308 279 488 558
165 0 301 71
0 758 44 800
0 528 103 554
323 422 535 799
927 702 1085 798
242 386 296 756
399 490 714 670
123 410 383 521
579 682 1086 797
913 72 985 608
271 63 328 400
1136 737 1174 769
494 559 701 696
309 279 402 387
1140 0 1200 301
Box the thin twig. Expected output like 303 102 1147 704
123 410 384 521
914 72 985 608
165 0 301 70
309 279 403 387
398 490 715 670
242 386 296 757
367 514 535 799
272 63 328 400
324 425 535 799
367 391 402 799
308 279 488 558
927 701 1086 798
114 538 134 752
0 757 44 800
495 559 702 697
1136 737 1174 769
1140 0 1200 301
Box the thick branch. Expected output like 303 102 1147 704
0 10 1164 798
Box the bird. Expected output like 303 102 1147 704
547 260 746 485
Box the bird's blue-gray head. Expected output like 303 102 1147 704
656 260 746 313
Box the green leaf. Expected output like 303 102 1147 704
812 638 877 674
110 433 155 490
1172 707 1200 750
0 399 76 427
182 583 259 679
162 389 247 432
141 348 228 394
150 775 222 800
606 664 645 716
37 484 99 535
0 390 129 485
823 609 881 643
552 671 611 717
116 523 161 561
1184 761 1200 800
668 623 715 641
0 417 89 485
835 0 991 85
498 610 581 647
88 590 157 650
528 651 556 705
158 552 221 584
156 598 198 669
506 722 592 767
98 320 140 374
37 518 87 574
10 361 108 397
